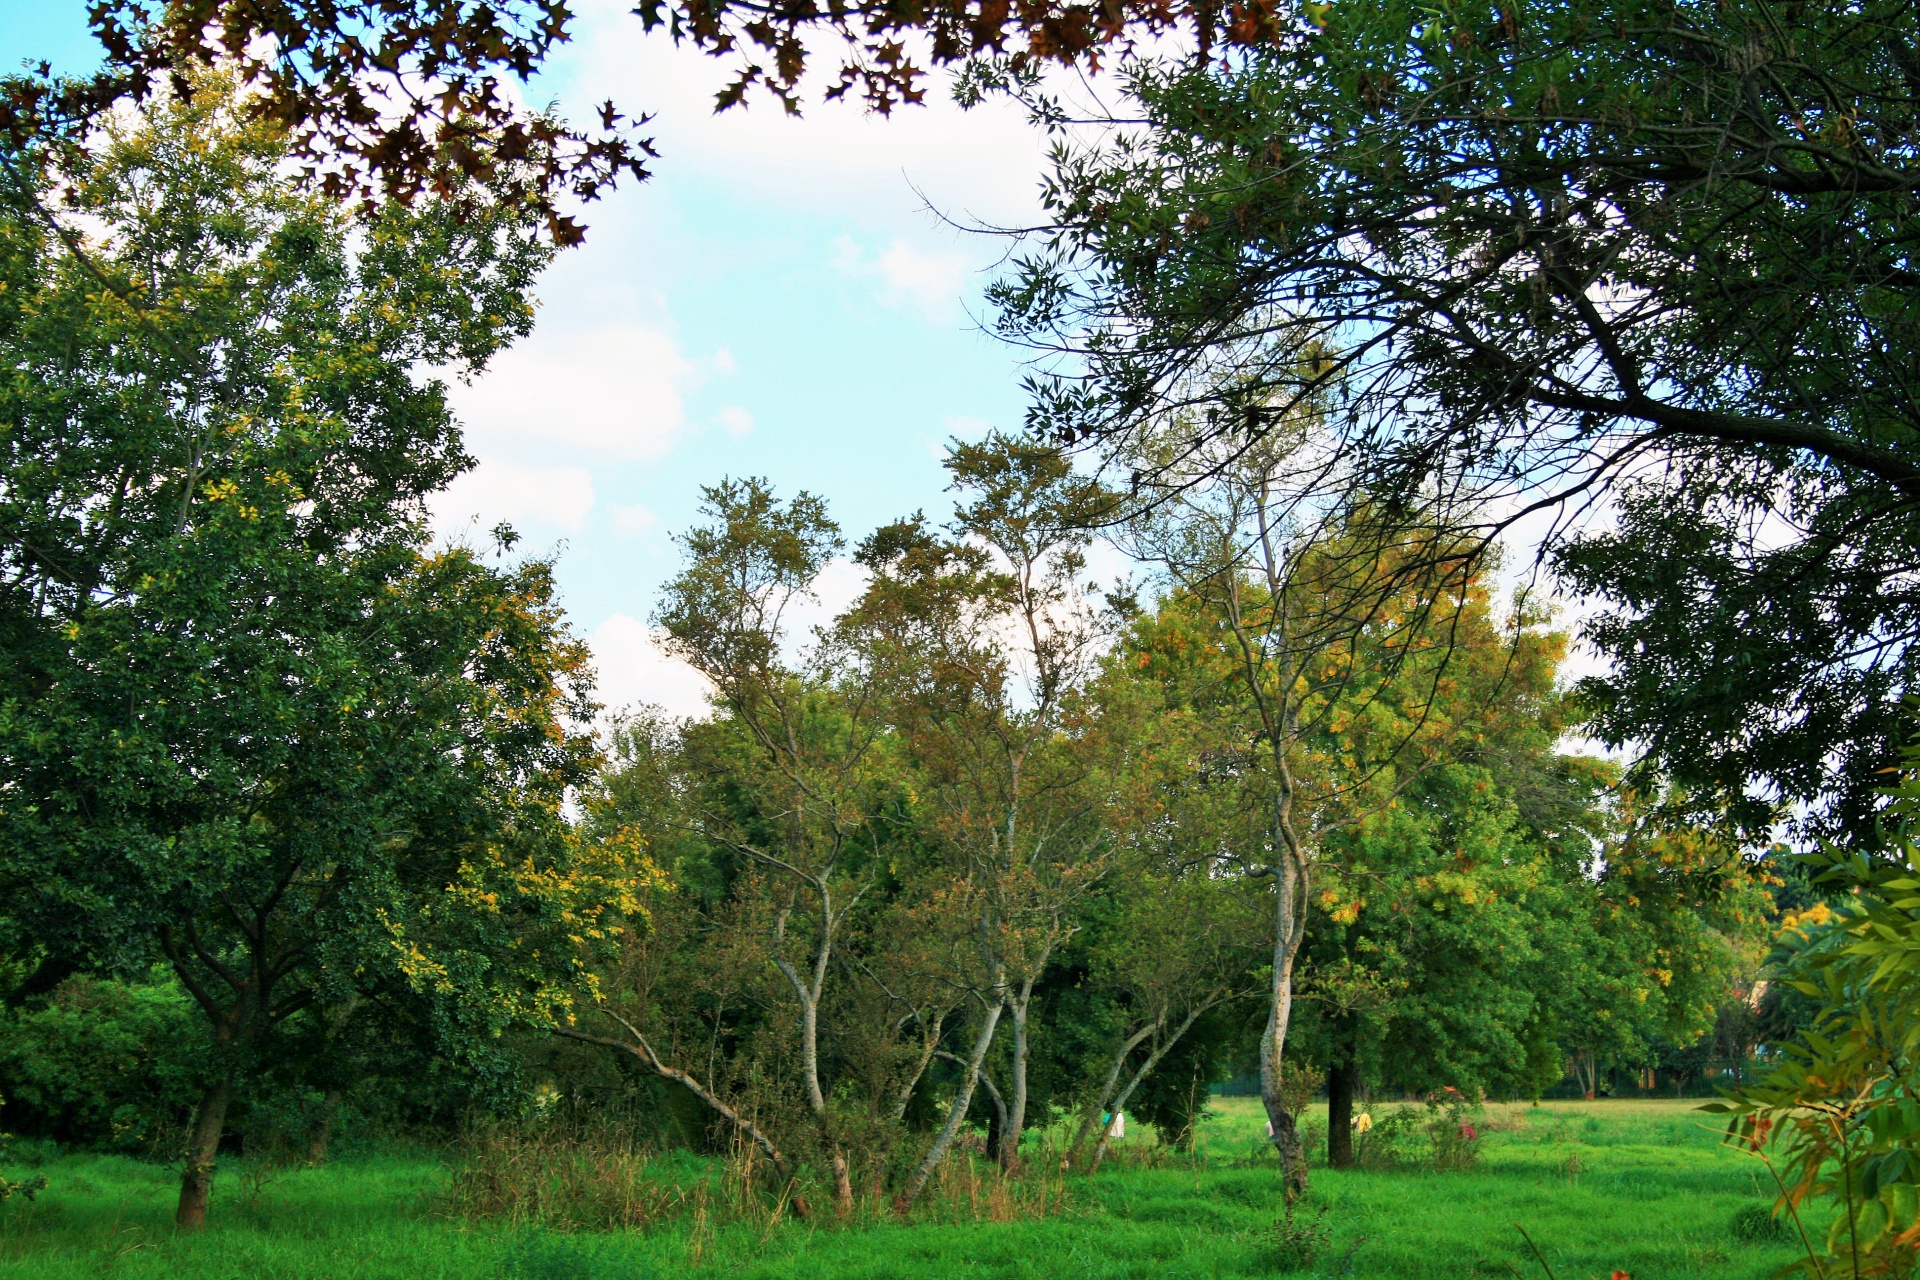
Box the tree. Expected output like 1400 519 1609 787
7 0 1263 241
642 477 901 1216
843 435 1117 1193
0 86 640 1228
1109 414 1532 1193
993 0 1920 843
1069 870 1263 1174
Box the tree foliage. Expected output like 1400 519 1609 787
993 0 1920 843
5 0 1282 241
0 82 644 1228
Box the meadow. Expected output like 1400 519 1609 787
0 1098 1809 1280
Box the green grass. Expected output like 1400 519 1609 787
0 1098 1812 1279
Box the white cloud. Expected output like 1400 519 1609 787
589 614 714 720
448 325 695 462
831 235 974 322
713 347 739 375
717 405 755 437
553 3 1055 227
431 462 596 538
777 558 873 653
610 503 658 535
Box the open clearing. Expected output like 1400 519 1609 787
0 1098 1807 1279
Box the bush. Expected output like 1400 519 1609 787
446 1120 682 1231
1426 1091 1482 1173
1270 1199 1331 1270
1729 1202 1794 1245
0 974 205 1152
0 1119 47 1204
1354 1093 1481 1172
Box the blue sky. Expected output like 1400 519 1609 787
0 1 1060 714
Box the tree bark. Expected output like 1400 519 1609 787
894 991 1005 1215
1327 1058 1357 1170
1070 1018 1161 1166
1259 831 1311 1200
306 1089 342 1166
772 886 854 1216
176 1078 232 1230
1000 982 1032 1172
889 1011 947 1123
1088 1002 1211 1175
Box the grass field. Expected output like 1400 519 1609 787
0 1097 1812 1279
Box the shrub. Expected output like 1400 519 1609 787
445 1121 682 1231
0 974 205 1152
1353 1093 1482 1172
1426 1091 1482 1173
1354 1106 1423 1170
1279 1062 1324 1119
1270 1199 1331 1270
1708 796 1920 1279
1729 1202 1794 1246
0 1119 47 1204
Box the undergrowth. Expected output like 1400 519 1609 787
0 1099 1813 1279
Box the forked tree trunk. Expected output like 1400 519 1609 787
1327 1058 1357 1170
306 1089 342 1166
772 887 854 1216
889 1011 947 1122
894 993 1005 1214
176 1078 232 1230
1087 1003 1211 1175
1070 1019 1161 1167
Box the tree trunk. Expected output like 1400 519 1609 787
981 1070 1008 1162
1259 837 1311 1199
1088 1003 1209 1176
1070 1018 1161 1168
889 1012 946 1123
1327 1058 1357 1170
828 1149 854 1217
894 992 1005 1215
306 1089 342 1166
774 892 851 1215
1000 983 1032 1172
176 1078 232 1230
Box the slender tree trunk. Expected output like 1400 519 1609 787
1327 1058 1357 1170
306 1089 342 1166
776 894 852 1216
1088 1003 1210 1175
894 992 1005 1215
1000 982 1033 1172
1259 830 1311 1199
1070 1019 1161 1167
979 1067 1008 1162
176 1078 232 1230
829 1149 853 1217
804 991 854 1217
889 1012 947 1122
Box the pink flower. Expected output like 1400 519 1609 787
1459 1123 1476 1140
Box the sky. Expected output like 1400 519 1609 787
0 0 1069 718
0 3 1609 722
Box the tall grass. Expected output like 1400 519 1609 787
441 1117 1073 1233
